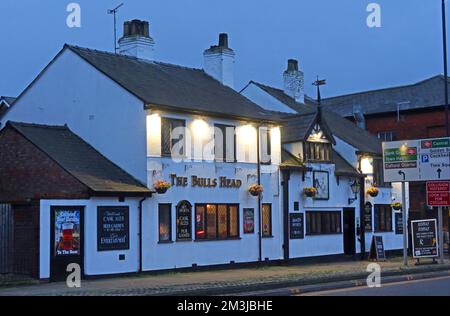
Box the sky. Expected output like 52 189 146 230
0 0 447 99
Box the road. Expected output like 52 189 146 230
303 276 450 296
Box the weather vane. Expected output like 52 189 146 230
313 76 327 106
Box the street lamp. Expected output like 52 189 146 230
348 180 361 205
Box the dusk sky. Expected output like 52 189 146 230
0 0 446 99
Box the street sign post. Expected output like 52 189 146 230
382 137 450 267
426 181 450 264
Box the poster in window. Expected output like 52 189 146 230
243 208 255 234
313 171 329 200
97 207 129 251
177 201 192 240
54 208 81 256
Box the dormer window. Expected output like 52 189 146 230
303 124 332 162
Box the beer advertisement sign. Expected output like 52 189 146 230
54 208 81 256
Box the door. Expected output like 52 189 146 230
50 206 84 281
343 208 356 255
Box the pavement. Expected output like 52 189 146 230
0 257 449 296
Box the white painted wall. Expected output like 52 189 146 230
39 198 141 279
1 48 148 183
241 83 297 114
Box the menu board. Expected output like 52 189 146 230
243 208 255 234
364 202 373 231
176 201 192 240
289 213 304 239
369 235 386 261
411 219 438 258
395 212 403 235
97 207 129 251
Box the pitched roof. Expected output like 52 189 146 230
253 82 382 154
7 121 152 196
280 149 312 171
332 150 364 178
321 75 450 117
66 45 280 122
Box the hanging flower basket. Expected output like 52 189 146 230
248 184 264 197
303 187 317 198
154 180 171 194
367 187 379 197
391 202 402 211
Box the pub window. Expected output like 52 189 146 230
262 204 272 237
158 204 172 242
303 142 331 162
214 124 236 162
161 118 186 157
306 211 341 235
260 127 272 165
377 131 397 142
374 205 392 232
195 204 239 240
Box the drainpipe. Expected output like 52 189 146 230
256 124 262 262
358 157 366 261
138 197 148 273
282 169 290 261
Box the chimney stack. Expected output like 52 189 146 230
118 19 155 60
203 33 235 89
283 59 305 103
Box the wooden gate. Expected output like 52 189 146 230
0 204 13 274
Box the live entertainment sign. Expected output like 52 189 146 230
426 181 450 207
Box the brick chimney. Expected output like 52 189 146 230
203 33 235 89
118 20 155 60
283 59 305 103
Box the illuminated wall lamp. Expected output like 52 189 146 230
348 180 361 205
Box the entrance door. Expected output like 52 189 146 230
50 206 84 281
343 208 356 255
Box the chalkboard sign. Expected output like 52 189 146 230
411 219 438 258
369 235 386 261
289 213 304 239
176 201 192 240
97 206 129 251
364 202 373 231
395 212 403 235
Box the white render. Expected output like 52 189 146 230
283 67 305 104
203 49 235 89
118 36 155 61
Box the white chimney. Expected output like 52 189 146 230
283 59 305 103
118 20 155 60
203 33 235 89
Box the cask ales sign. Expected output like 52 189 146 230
176 201 192 240
97 206 129 251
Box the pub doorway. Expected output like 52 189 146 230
50 206 84 281
343 208 356 255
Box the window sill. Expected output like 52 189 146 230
262 235 274 239
158 240 174 244
306 233 342 236
194 237 241 242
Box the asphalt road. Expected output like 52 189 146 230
301 276 450 296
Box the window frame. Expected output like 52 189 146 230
306 211 342 236
195 203 240 241
214 123 236 163
161 117 186 158
260 127 272 165
303 141 332 163
374 204 393 233
158 204 172 243
262 203 273 238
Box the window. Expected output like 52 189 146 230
262 204 272 237
214 124 236 162
303 142 332 162
195 204 239 240
377 131 397 142
306 211 341 235
260 127 271 165
161 118 185 157
374 205 392 232
158 204 172 242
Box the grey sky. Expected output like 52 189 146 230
0 0 446 99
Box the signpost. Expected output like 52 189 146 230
426 181 450 264
383 137 450 266
411 219 439 261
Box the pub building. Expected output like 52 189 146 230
0 20 406 280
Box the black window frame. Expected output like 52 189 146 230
377 131 397 142
158 204 172 243
306 211 342 236
374 204 393 232
195 204 240 241
262 203 273 237
161 117 186 157
214 124 236 163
